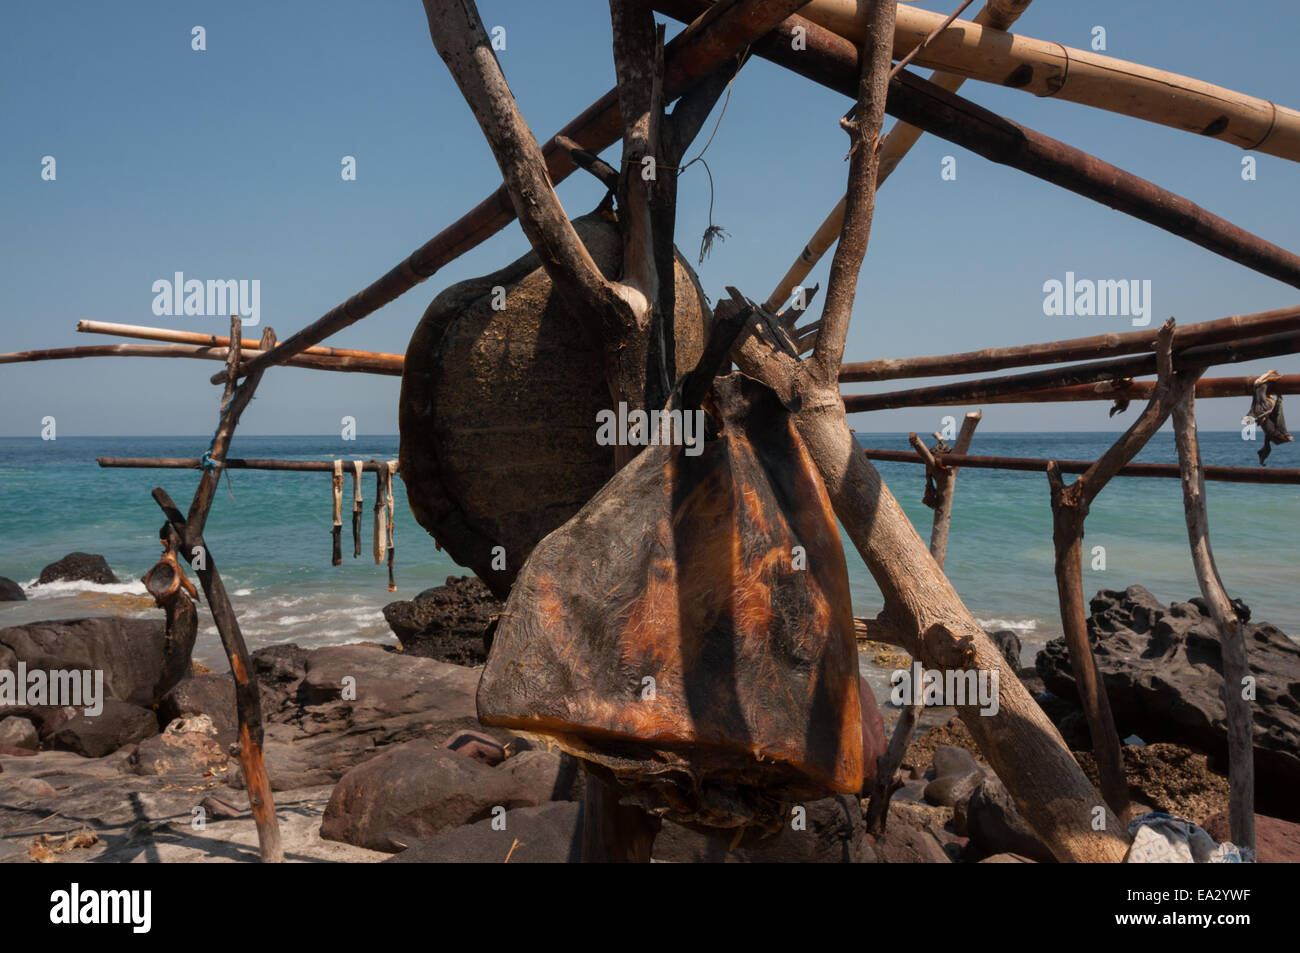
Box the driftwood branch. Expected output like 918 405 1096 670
554 135 620 190
838 306 1300 383
1171 391 1256 853
929 411 981 568
728 0 1129 861
859 449 1300 485
809 0 895 383
145 325 284 863
847 374 1300 409
1044 319 1204 822
213 0 810 386
421 0 629 338
866 411 980 834
840 327 1300 412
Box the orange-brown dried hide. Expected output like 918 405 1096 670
477 374 863 829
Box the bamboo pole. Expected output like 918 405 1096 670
763 0 1034 312
839 307 1300 383
75 320 403 362
1170 390 1256 853
0 342 403 375
211 0 820 386
802 0 1300 160
657 2 1300 292
841 328 1300 412
861 449 1300 485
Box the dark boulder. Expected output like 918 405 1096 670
1036 585 1300 819
923 744 986 808
0 577 25 602
387 801 584 863
46 699 159 758
987 629 1022 669
381 576 500 666
967 776 1055 863
37 552 118 586
1 617 184 709
320 740 566 852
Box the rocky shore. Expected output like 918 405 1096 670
3 560 1298 862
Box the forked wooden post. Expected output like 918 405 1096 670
148 320 285 863
928 411 981 566
1170 391 1256 852
1044 319 1202 823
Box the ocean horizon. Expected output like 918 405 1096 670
2 431 1296 672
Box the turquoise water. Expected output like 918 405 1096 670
0 432 1295 668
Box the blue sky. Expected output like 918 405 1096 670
2 0 1297 436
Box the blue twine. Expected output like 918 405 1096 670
200 400 234 470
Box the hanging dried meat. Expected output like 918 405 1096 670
477 373 864 831
398 208 711 598
1246 370 1293 464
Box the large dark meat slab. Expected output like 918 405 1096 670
478 374 863 829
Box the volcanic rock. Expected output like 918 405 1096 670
37 552 118 586
1036 585 1300 818
381 576 500 666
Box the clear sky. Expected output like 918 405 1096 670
2 0 1297 436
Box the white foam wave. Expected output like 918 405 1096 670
977 617 1038 633
22 578 148 598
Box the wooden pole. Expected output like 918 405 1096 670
726 0 1130 861
1170 391 1256 853
76 320 403 362
840 328 1300 412
851 373 1300 408
149 322 284 863
658 2 1300 291
928 411 982 567
762 0 1035 313
0 342 403 375
211 0 820 386
839 307 1300 383
860 449 1300 485
99 457 397 472
1045 320 1204 822
801 0 1300 160
864 412 979 835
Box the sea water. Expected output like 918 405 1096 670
0 432 1295 670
